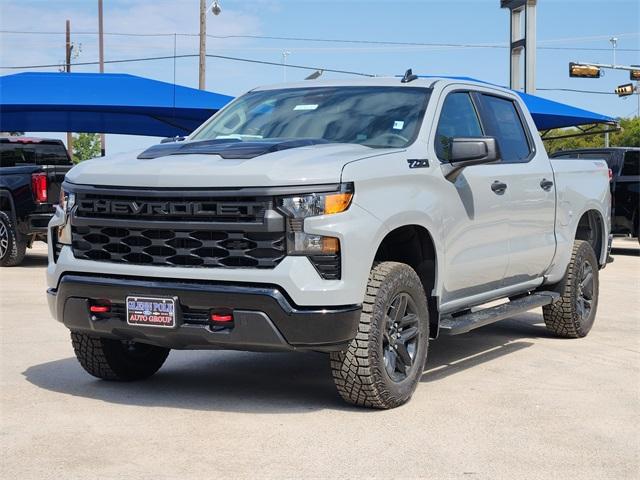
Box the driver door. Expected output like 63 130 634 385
432 90 511 311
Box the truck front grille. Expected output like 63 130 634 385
70 189 286 269
72 226 285 268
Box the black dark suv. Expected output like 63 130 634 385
0 137 73 266
551 147 639 243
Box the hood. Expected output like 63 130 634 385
66 142 399 188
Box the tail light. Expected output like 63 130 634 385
31 173 48 203
608 168 613 182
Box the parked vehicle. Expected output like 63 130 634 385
47 78 611 408
551 147 639 243
0 137 73 266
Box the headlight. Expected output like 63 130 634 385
279 186 353 219
278 184 352 258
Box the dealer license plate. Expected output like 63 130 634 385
126 296 176 328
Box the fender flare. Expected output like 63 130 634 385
0 190 17 225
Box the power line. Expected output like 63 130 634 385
0 52 629 97
538 88 617 95
0 53 375 77
1 30 638 52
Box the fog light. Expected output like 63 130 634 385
287 232 340 255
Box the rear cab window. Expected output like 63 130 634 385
621 151 639 176
0 140 72 167
478 94 532 163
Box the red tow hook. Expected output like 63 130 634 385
210 310 234 329
89 301 111 319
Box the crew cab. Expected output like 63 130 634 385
1 137 73 266
47 77 611 408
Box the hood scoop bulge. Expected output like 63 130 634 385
137 138 331 160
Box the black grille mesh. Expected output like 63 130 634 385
72 225 285 268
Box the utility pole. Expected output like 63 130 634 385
198 1 221 90
98 0 106 156
199 0 206 90
65 19 73 155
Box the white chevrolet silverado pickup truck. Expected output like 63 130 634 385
47 77 611 409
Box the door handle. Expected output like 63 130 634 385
540 178 554 191
491 180 507 195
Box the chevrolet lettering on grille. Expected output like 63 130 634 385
76 199 261 217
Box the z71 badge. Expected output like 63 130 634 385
407 159 429 169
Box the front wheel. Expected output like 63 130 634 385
71 332 170 381
543 240 599 338
330 262 429 409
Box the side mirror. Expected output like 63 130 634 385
444 137 500 180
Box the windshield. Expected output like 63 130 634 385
192 86 431 148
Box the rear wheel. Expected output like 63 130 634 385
543 240 599 338
330 262 429 409
0 211 26 267
71 332 170 381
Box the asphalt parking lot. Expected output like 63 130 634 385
1 239 638 480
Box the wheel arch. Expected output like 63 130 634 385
0 190 16 224
373 224 441 338
574 208 607 266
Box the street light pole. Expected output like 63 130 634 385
282 51 291 82
98 0 106 156
199 0 206 90
65 20 73 155
199 1 222 90
609 37 617 67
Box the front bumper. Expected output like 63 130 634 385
48 274 361 352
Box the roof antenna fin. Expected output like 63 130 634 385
305 69 323 80
401 68 418 83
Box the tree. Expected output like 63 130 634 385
544 117 640 154
72 133 102 163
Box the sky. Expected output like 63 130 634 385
1 0 639 155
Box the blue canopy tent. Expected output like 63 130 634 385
0 72 616 139
0 72 233 137
516 90 615 132
415 75 617 135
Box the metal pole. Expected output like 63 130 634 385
524 0 536 93
98 0 106 156
282 51 290 82
65 20 73 156
199 0 206 90
610 37 617 67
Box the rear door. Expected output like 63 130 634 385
476 93 556 284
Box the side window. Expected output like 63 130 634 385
435 92 483 161
480 95 531 163
621 151 639 176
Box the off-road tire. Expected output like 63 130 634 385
330 262 429 409
543 240 599 338
71 332 170 381
0 211 26 267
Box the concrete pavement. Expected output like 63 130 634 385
1 239 638 479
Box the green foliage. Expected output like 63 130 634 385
544 117 640 153
72 133 102 163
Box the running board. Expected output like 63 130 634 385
439 291 560 336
